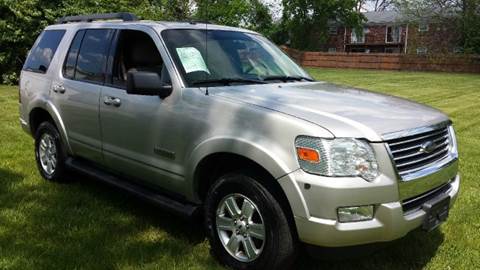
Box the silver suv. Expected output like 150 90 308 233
19 13 459 270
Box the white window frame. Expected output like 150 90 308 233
418 23 429 32
328 47 337 53
351 27 366 44
416 47 428 55
328 25 338 35
453 47 463 54
386 25 401 43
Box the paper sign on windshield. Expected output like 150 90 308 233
176 47 210 74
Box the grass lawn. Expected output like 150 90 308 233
1 68 479 269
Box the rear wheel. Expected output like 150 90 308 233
34 121 68 182
205 173 297 270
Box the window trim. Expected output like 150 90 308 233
351 28 366 44
418 23 429 32
328 25 338 35
385 25 401 44
23 29 66 74
416 47 428 55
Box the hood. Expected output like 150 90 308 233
209 81 449 141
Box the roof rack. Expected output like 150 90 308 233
56 12 138 24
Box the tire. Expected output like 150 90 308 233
34 121 69 182
205 173 297 270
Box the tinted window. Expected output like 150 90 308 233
23 30 65 73
63 30 85 79
75 29 113 83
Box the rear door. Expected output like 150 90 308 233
51 28 114 162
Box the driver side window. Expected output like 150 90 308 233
109 30 171 89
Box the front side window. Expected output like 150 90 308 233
74 29 114 83
109 30 170 88
386 26 401 43
161 29 311 87
23 30 65 73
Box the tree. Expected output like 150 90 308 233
195 0 274 36
372 0 393 11
394 0 480 54
281 0 366 50
0 0 195 84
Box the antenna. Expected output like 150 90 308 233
205 0 209 96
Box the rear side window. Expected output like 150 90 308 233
63 30 85 79
74 29 114 83
23 30 65 73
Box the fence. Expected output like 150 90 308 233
282 46 480 73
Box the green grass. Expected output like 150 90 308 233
1 68 479 269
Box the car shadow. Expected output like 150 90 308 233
0 165 444 269
294 228 444 270
66 170 207 244
65 170 445 270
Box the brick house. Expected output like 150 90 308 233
325 11 461 54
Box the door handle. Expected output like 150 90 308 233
52 84 65 94
103 96 121 107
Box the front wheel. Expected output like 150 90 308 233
205 173 297 270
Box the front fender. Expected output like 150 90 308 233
185 136 297 200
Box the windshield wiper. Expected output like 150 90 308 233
262 75 314 82
192 78 267 86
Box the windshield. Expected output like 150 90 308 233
161 29 312 87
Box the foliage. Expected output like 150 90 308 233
280 0 366 50
394 0 480 54
0 0 278 85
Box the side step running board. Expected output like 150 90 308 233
66 158 200 219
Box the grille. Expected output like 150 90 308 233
402 181 452 214
387 126 450 178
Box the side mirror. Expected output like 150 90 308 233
126 70 172 99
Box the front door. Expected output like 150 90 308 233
99 28 184 192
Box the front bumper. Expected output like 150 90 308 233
278 169 460 247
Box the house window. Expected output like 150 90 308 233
328 47 336 53
416 47 428 55
418 23 429 32
453 47 463 54
328 25 338 35
351 27 366 44
386 26 401 43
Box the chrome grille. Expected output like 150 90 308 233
387 126 451 178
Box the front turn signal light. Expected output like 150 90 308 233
296 147 320 163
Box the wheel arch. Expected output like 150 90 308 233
28 101 73 154
188 137 300 239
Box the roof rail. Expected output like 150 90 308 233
56 12 138 24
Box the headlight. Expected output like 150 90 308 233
295 136 379 181
448 125 458 158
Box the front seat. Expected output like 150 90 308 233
127 37 170 85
